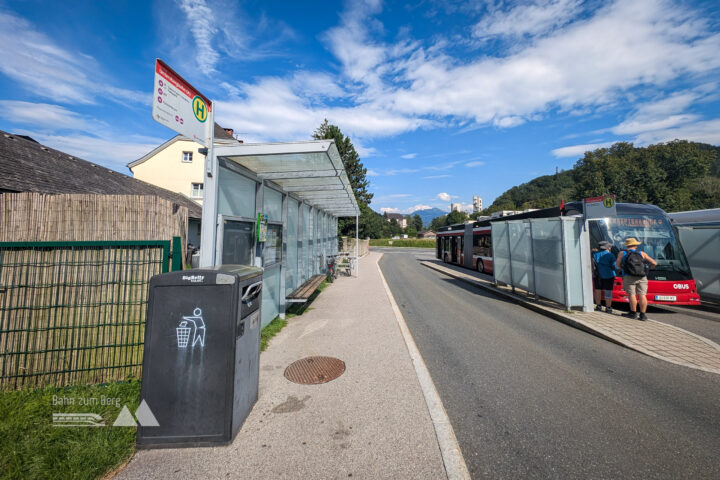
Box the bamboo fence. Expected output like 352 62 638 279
0 193 188 389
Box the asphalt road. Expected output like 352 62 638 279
377 248 720 479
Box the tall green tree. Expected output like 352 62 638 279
313 119 373 205
312 120 381 237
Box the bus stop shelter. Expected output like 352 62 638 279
199 140 360 326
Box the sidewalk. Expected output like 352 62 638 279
117 252 448 479
422 261 720 375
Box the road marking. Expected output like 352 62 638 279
377 254 471 480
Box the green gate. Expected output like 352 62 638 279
0 238 182 389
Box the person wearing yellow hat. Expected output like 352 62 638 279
616 237 657 321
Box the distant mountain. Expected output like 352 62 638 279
411 207 448 228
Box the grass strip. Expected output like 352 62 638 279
260 316 288 352
0 380 141 480
369 238 435 248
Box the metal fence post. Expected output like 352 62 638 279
171 236 182 271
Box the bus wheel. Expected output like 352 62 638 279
477 260 484 273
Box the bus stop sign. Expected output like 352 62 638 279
152 59 212 147
584 194 617 219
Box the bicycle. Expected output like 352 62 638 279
326 255 339 282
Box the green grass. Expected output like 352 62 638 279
0 380 141 480
370 238 436 248
260 316 288 352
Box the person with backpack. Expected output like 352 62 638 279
593 241 617 313
616 237 657 321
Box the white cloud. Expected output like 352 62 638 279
436 192 454 202
20 131 165 172
211 0 720 151
632 118 720 146
0 101 97 131
380 204 433 214
423 174 451 179
178 0 220 73
465 161 485 167
551 142 615 158
387 193 412 198
408 204 432 212
400 153 417 159
473 0 583 41
366 169 379 176
0 12 148 105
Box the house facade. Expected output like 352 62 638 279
128 124 237 206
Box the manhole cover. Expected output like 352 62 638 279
284 356 346 385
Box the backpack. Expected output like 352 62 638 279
623 250 646 277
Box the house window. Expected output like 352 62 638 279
182 151 193 163
191 182 203 198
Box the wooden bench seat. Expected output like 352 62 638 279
286 274 326 303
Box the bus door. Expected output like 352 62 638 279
451 236 458 263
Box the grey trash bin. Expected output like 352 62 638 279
137 265 263 448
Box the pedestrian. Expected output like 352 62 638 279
593 241 616 313
616 237 657 321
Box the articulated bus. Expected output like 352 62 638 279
436 202 701 306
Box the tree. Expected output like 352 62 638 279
313 119 372 205
405 225 418 237
429 215 447 231
446 210 468 225
412 214 424 232
312 120 380 237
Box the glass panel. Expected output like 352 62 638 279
218 166 256 218
531 219 565 304
491 222 511 284
563 218 585 306
221 219 254 265
306 206 314 276
263 186 283 222
509 221 533 292
264 224 282 267
286 198 299 295
302 204 311 283
676 226 720 299
261 265 280 327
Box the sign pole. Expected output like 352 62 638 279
199 108 217 267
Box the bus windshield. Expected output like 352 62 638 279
592 215 692 279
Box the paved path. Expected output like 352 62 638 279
380 250 720 479
118 252 446 480
423 260 720 375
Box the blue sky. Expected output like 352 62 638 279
1 0 719 214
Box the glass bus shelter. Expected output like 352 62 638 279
199 140 360 327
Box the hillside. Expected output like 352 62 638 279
483 140 720 214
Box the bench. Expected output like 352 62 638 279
286 274 326 303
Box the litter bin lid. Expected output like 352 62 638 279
210 264 263 281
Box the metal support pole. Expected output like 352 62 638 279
355 214 359 277
579 219 595 312
199 108 217 267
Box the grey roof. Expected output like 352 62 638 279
0 129 202 218
128 123 237 169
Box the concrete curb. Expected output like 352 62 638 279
378 255 471 480
421 261 720 376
